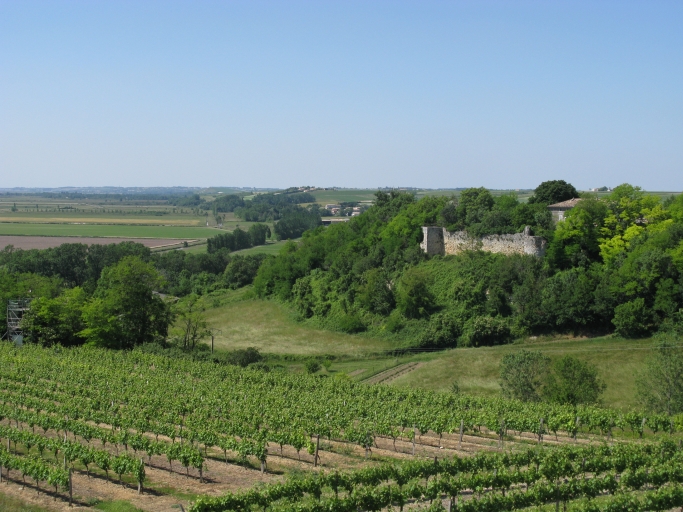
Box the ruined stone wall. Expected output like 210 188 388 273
420 226 547 258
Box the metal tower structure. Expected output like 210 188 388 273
6 299 31 345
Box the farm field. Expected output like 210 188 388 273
0 223 223 239
0 211 205 226
0 235 196 251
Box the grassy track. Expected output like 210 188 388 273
0 223 224 239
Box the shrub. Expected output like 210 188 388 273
612 298 652 337
542 356 605 406
460 316 512 347
222 347 263 367
396 267 433 319
337 313 365 333
499 350 550 402
305 360 321 374
417 311 462 348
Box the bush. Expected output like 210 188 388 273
612 298 652 337
499 350 550 402
222 347 263 367
460 316 512 347
417 311 462 348
542 356 605 406
396 267 433 319
337 313 365 333
305 360 321 373
383 311 405 333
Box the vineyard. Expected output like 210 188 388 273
0 343 682 511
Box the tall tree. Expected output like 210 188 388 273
528 180 579 205
80 256 172 349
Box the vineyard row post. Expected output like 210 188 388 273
458 420 463 450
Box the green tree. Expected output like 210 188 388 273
358 268 395 315
542 356 605 406
528 180 579 205
395 267 433 319
172 294 210 349
612 298 653 338
21 287 88 347
248 223 272 246
80 256 172 349
499 350 550 402
636 340 683 415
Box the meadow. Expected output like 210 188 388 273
200 289 657 410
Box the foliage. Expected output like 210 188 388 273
80 256 172 349
305 360 321 373
0 241 151 290
542 356 605 406
172 294 210 349
528 180 580 205
207 225 270 253
460 315 512 347
21 287 88 346
395 267 433 319
612 298 653 337
499 350 550 402
637 340 683 415
273 207 322 240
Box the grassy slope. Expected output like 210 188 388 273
389 337 660 410
204 297 393 356
200 293 661 408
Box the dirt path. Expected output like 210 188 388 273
363 362 422 384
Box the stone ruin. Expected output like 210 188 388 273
420 226 547 257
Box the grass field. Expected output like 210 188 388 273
200 292 662 409
204 296 393 356
232 239 293 256
387 337 660 410
0 223 224 239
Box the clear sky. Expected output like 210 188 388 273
1 1 682 190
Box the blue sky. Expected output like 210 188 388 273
1 1 681 190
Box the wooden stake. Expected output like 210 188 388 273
538 418 544 444
412 427 416 456
68 468 73 507
458 420 464 450
314 434 320 467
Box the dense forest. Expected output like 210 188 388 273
1 181 682 351
252 182 683 346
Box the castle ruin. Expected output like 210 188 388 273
420 226 547 257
